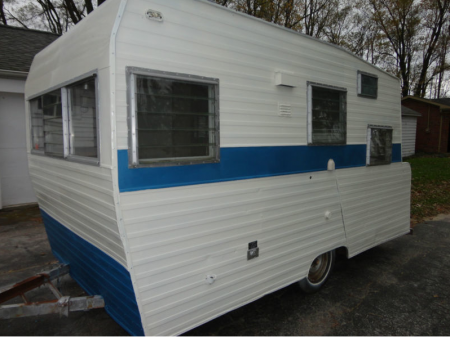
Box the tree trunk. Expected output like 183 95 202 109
413 0 450 97
85 0 94 14
0 0 7 25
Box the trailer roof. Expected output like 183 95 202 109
198 0 400 82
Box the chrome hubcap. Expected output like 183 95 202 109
308 253 330 284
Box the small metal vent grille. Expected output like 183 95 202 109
278 103 292 117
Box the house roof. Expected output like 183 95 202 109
431 98 450 107
0 25 59 75
402 96 450 111
401 106 422 117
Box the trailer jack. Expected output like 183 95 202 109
0 264 104 319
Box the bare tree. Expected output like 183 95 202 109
0 0 7 25
435 24 450 98
366 0 421 97
413 0 450 97
3 0 106 33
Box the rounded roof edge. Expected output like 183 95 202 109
197 0 400 82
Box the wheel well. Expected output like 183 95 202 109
335 246 349 259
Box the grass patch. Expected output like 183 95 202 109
404 155 450 224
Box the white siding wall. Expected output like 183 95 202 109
119 162 411 336
402 116 418 157
0 90 37 208
114 0 401 151
28 155 126 265
121 171 347 336
337 163 411 257
24 0 127 266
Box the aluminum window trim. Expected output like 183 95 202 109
66 76 101 165
307 81 347 146
28 71 101 167
126 67 220 168
358 70 378 99
366 124 393 166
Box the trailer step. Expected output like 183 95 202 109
0 264 105 319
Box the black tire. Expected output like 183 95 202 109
299 250 336 293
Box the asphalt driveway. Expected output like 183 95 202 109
0 206 449 336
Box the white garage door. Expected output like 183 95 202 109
402 116 418 158
0 92 37 208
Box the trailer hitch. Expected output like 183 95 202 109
0 264 104 319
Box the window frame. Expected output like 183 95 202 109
28 71 100 166
126 67 220 168
307 81 347 146
366 124 393 166
357 70 378 99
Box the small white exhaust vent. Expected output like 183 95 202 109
275 71 297 87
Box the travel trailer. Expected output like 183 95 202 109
24 0 411 335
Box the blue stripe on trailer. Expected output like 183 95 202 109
41 211 144 336
118 144 402 192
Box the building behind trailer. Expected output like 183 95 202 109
402 96 450 154
25 0 411 335
401 106 421 157
0 26 58 209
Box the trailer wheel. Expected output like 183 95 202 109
299 250 335 293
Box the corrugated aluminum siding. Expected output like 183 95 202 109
337 163 411 257
41 210 144 335
402 116 418 157
25 0 127 266
114 0 401 151
121 170 347 336
29 155 127 266
120 163 411 335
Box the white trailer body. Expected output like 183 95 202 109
25 0 411 335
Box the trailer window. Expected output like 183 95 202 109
358 71 378 99
68 78 98 158
30 90 64 157
29 74 99 165
367 125 393 166
128 68 219 167
307 83 347 145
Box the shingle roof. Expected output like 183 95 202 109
431 98 450 107
402 96 450 111
401 105 422 117
0 25 59 73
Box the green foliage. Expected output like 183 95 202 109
405 156 450 223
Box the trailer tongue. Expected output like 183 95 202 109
0 264 105 320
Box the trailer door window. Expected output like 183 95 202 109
367 125 393 165
358 71 378 99
29 74 99 165
128 68 220 167
308 82 347 145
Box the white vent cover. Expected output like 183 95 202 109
275 72 297 87
278 103 292 117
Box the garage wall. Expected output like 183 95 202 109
0 89 37 208
402 116 418 157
